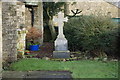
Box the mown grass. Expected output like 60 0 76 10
9 58 118 78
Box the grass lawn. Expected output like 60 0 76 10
9 58 118 78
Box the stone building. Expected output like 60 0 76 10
2 2 18 63
25 2 43 44
67 0 120 18
0 0 119 69
1 1 43 66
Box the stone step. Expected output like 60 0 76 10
2 71 72 79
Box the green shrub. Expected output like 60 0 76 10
64 15 118 57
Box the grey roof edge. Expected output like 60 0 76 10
104 0 120 8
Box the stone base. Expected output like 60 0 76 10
53 51 70 58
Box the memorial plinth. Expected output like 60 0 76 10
53 12 70 58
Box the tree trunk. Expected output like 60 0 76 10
45 7 56 41
48 19 56 41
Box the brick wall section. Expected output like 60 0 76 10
2 2 18 62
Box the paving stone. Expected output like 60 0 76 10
2 71 72 79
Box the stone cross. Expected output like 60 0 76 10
53 12 68 38
53 12 70 58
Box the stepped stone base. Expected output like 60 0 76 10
53 51 70 58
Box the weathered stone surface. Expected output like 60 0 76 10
68 1 119 18
2 2 26 63
25 2 43 44
34 0 43 44
25 7 32 28
2 2 18 62
16 2 25 28
16 2 26 58
55 37 68 51
2 71 72 78
0 1 2 79
53 51 70 58
53 12 70 58
2 2 44 63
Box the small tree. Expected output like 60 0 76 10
26 27 42 45
43 2 65 40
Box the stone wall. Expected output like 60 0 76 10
2 2 18 63
34 7 39 28
25 6 42 29
2 1 43 63
34 3 43 44
69 1 119 18
0 1 2 77
2 2 26 62
25 7 32 29
37 2 43 44
16 2 25 28
25 3 43 44
16 2 26 58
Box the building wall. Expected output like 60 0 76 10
16 2 26 58
0 1 2 76
35 3 43 44
2 2 18 63
16 2 25 28
34 7 39 28
69 1 119 18
2 1 26 63
118 7 120 17
2 2 43 64
25 3 43 44
25 7 32 29
25 6 42 29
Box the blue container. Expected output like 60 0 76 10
29 45 40 51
